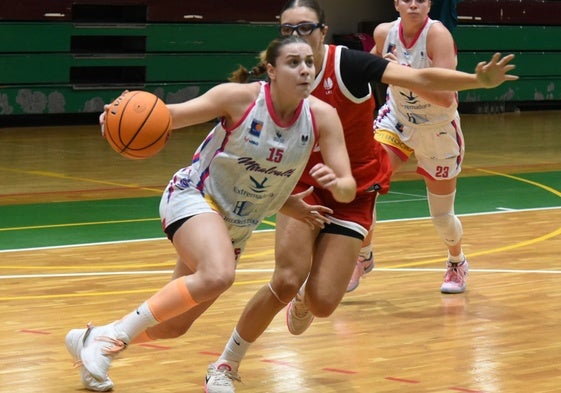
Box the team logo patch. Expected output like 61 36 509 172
249 176 269 193
249 119 263 137
232 200 255 217
323 77 334 92
274 130 285 143
400 91 418 104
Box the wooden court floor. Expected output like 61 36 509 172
1 110 561 392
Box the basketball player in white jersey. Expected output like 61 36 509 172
350 0 469 294
64 35 356 392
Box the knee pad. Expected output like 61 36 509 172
428 190 463 246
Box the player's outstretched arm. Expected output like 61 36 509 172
382 52 518 92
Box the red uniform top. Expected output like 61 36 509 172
299 44 392 196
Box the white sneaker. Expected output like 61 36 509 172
78 368 114 392
440 260 469 294
286 287 314 335
205 362 241 393
65 325 114 391
78 322 129 382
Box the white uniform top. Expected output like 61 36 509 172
382 17 458 127
375 18 465 181
160 81 317 253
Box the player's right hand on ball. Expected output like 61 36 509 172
99 107 108 137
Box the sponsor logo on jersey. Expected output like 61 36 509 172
245 119 264 146
234 184 274 200
232 200 254 217
237 157 295 177
249 119 263 137
249 176 269 193
400 91 419 104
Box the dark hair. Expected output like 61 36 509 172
229 35 309 83
280 0 326 25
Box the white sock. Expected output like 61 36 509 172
115 301 159 342
448 251 465 264
359 245 372 259
217 328 251 369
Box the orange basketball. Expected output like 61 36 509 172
104 90 172 159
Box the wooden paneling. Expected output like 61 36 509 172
457 0 561 25
0 0 284 23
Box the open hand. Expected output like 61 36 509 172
476 53 518 88
280 187 333 229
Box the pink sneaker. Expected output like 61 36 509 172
440 260 469 294
346 252 374 292
286 287 314 335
